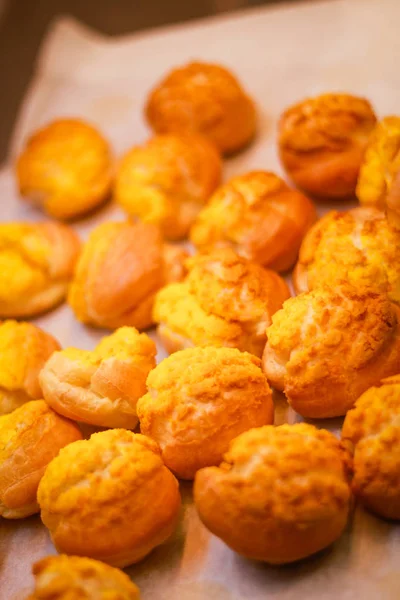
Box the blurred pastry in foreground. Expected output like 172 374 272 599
342 375 400 520
68 221 187 330
279 93 377 198
356 116 400 228
194 423 351 564
137 346 274 480
0 222 80 318
0 320 60 416
190 171 316 272
263 284 400 418
0 400 82 519
17 118 113 220
38 430 181 566
154 248 290 357
145 61 256 155
40 327 156 429
27 555 140 599
115 134 222 240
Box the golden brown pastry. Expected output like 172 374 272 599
0 320 60 415
27 555 140 599
279 93 377 198
68 221 187 330
293 207 400 304
37 430 181 567
17 118 113 220
145 61 256 155
342 375 400 520
115 134 222 240
0 400 82 519
194 423 351 564
190 171 316 272
136 346 274 480
262 284 400 418
154 248 290 357
40 327 156 429
0 221 80 318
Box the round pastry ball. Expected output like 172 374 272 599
17 118 113 220
278 93 377 199
115 134 222 240
263 284 400 418
68 221 187 330
0 222 80 318
145 61 256 155
293 207 400 305
342 375 400 520
0 400 82 519
190 171 316 272
40 327 156 429
154 248 290 357
27 555 140 599
194 423 351 564
136 346 274 480
0 320 60 416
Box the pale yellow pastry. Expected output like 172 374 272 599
263 284 400 418
342 375 400 520
154 248 290 357
115 134 222 240
40 327 156 429
195 423 351 564
37 430 181 567
0 320 60 415
0 400 82 519
17 118 113 220
137 346 274 480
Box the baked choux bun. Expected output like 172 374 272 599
40 327 156 429
136 346 274 480
68 221 187 330
356 116 400 228
279 93 377 198
154 248 290 357
342 375 400 520
0 222 80 318
293 207 400 304
0 400 82 519
194 423 351 564
0 320 60 415
37 430 181 567
145 61 256 155
27 555 140 599
16 118 113 220
115 134 222 240
190 171 316 272
262 284 400 418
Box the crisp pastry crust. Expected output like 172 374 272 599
17 118 113 220
293 207 400 305
190 171 316 271
0 222 80 318
154 248 290 357
115 134 222 240
68 221 187 330
279 93 377 198
194 423 351 564
342 375 400 520
40 327 156 429
262 284 400 418
0 400 82 519
37 430 181 567
0 320 60 416
136 346 274 480
145 61 256 155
